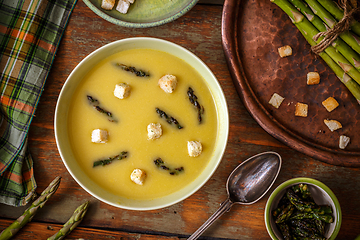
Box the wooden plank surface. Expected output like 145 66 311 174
1 1 360 239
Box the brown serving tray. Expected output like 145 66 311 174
221 0 360 167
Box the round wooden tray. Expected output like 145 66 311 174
221 0 360 167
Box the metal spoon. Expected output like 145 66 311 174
188 151 282 240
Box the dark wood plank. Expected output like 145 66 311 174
0 219 181 239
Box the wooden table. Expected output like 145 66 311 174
1 1 360 239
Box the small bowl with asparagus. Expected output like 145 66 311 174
264 178 341 240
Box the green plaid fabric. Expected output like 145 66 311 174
0 0 77 206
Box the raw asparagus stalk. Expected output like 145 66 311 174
278 0 360 84
47 201 89 240
303 0 360 55
289 0 360 65
271 0 360 103
316 0 360 36
295 14 360 103
0 176 62 240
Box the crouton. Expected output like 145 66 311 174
147 123 162 140
339 135 350 149
158 74 177 93
324 119 342 132
101 0 115 10
322 97 339 112
295 102 308 117
269 93 285 109
278 45 292 58
307 72 320 85
114 83 131 99
91 129 108 143
116 0 130 14
187 141 202 157
130 169 146 185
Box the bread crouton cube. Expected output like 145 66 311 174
322 97 339 112
307 72 320 85
339 135 350 149
147 123 162 140
187 141 202 157
101 0 115 10
91 129 108 143
269 93 285 109
116 0 130 14
278 45 292 58
324 119 342 132
114 83 131 99
130 169 146 185
295 102 308 117
158 74 177 93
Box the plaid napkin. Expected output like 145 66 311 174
0 0 77 206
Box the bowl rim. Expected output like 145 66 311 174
82 0 199 28
54 37 229 210
264 177 342 240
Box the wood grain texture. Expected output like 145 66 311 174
0 1 360 240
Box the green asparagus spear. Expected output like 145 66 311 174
154 158 184 175
292 183 312 199
290 219 319 236
316 0 360 36
271 0 360 104
296 19 360 103
289 0 360 65
287 189 315 212
115 63 150 77
303 0 360 55
271 0 360 85
187 87 205 123
278 223 292 239
276 203 295 223
87 95 117 123
312 212 334 223
273 184 333 240
93 151 128 167
290 211 315 220
155 108 183 129
0 176 61 240
47 201 89 240
315 219 325 236
312 205 333 214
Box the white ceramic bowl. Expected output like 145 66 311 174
55 37 229 210
265 178 342 240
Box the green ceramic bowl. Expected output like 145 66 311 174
83 0 198 28
265 178 341 240
55 37 229 210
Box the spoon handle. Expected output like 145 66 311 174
187 198 234 240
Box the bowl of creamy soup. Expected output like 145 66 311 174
55 37 229 210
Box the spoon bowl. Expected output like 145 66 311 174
227 151 282 204
188 151 281 240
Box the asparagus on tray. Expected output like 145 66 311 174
271 0 360 104
47 201 89 240
316 0 360 36
289 0 360 65
0 176 62 240
303 0 360 55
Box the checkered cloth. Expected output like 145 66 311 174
0 0 76 206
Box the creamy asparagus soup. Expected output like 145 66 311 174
68 48 218 200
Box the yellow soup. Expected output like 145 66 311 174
68 48 218 200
